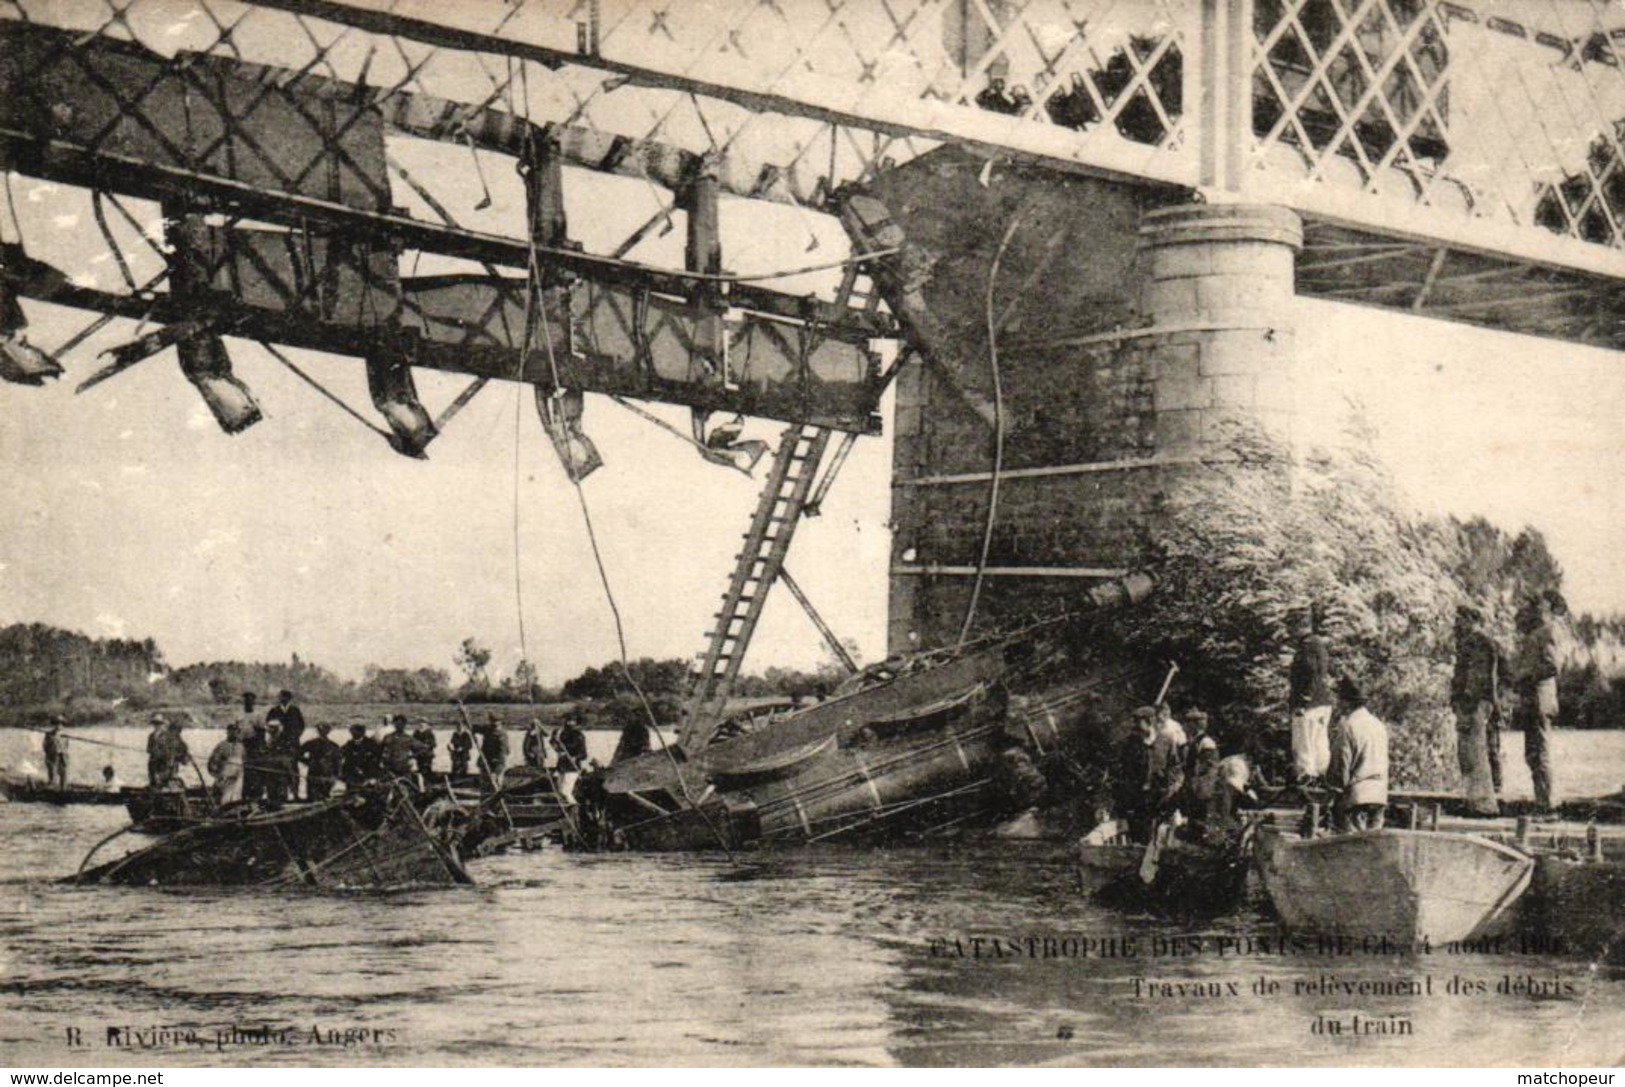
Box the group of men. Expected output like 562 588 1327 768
197 695 607 808
1113 702 1260 847
1288 592 1567 821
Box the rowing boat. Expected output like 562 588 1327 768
1255 827 1533 945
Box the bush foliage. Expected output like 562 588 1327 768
1119 425 1576 789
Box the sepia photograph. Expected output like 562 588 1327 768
1 0 1623 1070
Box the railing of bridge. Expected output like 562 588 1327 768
1244 0 1625 274
8 0 1625 280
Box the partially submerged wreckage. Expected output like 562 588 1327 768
581 573 1157 852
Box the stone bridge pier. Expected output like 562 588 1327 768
855 152 1303 651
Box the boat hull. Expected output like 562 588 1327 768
71 784 471 888
1256 828 1533 945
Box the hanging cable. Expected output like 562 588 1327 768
259 342 394 440
957 204 1028 646
522 214 740 861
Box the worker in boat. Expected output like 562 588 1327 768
522 718 548 770
412 719 437 784
1289 606 1334 787
1186 754 1260 849
1154 702 1187 749
299 722 343 800
449 719 474 777
1327 675 1388 832
610 713 651 765
261 718 296 809
341 722 384 790
239 692 267 803
43 717 69 789
145 713 169 787
1113 706 1182 842
207 722 247 807
266 688 306 749
1516 592 1564 815
152 717 191 791
1452 603 1509 815
1181 708 1214 779
381 714 420 784
478 713 509 788
554 710 589 773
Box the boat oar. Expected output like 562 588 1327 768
1139 819 1174 885
456 701 515 833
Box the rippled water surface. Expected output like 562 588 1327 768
2 729 1623 1066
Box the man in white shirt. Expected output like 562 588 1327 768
1328 676 1389 832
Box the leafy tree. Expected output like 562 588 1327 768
454 638 493 690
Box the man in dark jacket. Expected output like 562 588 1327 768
478 714 509 787
448 721 474 777
266 689 306 748
1452 604 1509 814
411 719 437 783
1515 593 1563 814
555 712 589 773
381 715 419 781
340 724 383 790
1288 608 1333 784
299 723 343 800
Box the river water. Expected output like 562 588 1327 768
2 727 1623 1067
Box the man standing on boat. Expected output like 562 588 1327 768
261 718 296 808
449 719 474 777
145 713 168 787
300 722 343 800
478 713 509 788
1452 604 1508 815
341 722 383 790
239 691 267 803
207 722 247 806
412 719 437 784
1288 607 1334 787
43 717 69 789
267 689 306 748
381 714 419 783
555 710 589 773
1327 676 1388 832
1515 592 1563 815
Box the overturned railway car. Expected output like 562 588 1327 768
584 574 1157 852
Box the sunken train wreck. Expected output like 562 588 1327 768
575 572 1157 852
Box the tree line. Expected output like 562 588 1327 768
0 625 853 723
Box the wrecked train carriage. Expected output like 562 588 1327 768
588 574 1157 852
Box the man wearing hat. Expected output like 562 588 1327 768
145 713 170 787
208 723 247 806
1452 603 1508 815
341 723 383 790
300 723 343 800
381 714 419 781
267 689 306 754
43 717 69 789
1328 676 1388 832
1288 606 1333 786
1113 706 1183 843
411 719 438 784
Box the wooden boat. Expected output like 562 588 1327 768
583 573 1159 852
0 774 128 805
1077 819 1254 916
68 782 471 888
1255 827 1534 945
123 786 214 831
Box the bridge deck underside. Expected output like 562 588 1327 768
1297 219 1625 350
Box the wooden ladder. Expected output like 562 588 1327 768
678 424 831 750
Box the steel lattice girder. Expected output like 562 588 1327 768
0 19 892 432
